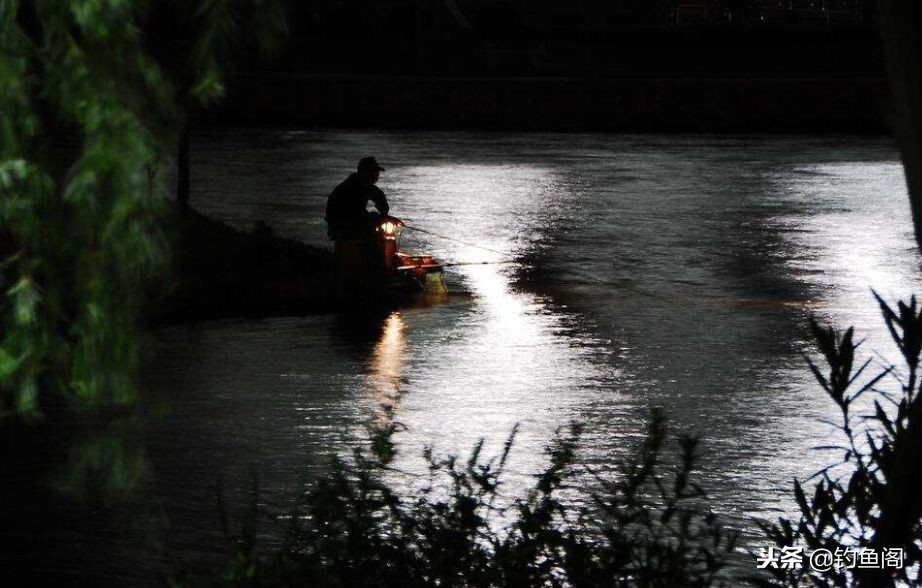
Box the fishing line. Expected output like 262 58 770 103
402 224 514 258
442 260 518 268
402 223 668 301
552 268 670 301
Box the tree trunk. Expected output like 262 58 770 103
880 0 922 253
853 3 922 586
176 122 191 208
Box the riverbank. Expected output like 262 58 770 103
154 208 341 322
207 73 888 134
157 207 446 323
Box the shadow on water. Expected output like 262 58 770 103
329 309 393 350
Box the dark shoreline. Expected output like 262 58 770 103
153 208 339 323
154 208 433 324
207 72 889 134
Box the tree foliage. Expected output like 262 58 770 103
1 0 170 421
0 0 284 424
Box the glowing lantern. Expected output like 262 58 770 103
376 217 404 270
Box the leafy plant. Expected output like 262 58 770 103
205 409 737 587
756 293 922 587
0 0 284 494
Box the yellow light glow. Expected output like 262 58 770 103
369 311 406 398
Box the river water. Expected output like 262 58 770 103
146 129 921 574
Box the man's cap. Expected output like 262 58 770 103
358 157 385 172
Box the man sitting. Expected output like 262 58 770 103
325 157 391 276
325 156 389 241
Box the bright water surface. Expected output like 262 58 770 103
146 129 922 573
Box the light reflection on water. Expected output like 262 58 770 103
775 161 920 341
145 130 922 570
368 311 406 402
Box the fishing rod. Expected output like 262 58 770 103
402 224 513 258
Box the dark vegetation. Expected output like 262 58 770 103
756 295 922 586
208 412 739 587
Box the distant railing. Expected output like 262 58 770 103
785 8 863 24
673 2 865 26
675 3 717 24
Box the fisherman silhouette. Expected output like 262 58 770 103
326 157 392 277
325 157 390 241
